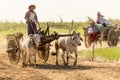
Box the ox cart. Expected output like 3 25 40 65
6 23 80 65
83 25 120 61
83 26 120 48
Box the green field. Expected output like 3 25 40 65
79 48 120 62
0 21 85 38
0 21 85 45
0 18 119 39
0 21 87 50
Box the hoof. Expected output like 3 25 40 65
28 61 31 64
64 63 66 66
34 64 36 69
56 62 59 66
22 63 26 68
74 63 77 66
74 64 76 66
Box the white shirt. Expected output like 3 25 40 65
88 25 98 34
29 12 36 22
100 15 112 25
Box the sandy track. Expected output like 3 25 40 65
0 40 120 80
0 53 120 80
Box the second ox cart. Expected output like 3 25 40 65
83 25 120 48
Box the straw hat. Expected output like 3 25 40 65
97 12 101 15
28 5 36 9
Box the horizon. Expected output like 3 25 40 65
0 0 120 22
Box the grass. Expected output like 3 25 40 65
79 47 120 61
0 21 85 38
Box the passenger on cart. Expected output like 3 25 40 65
96 12 112 27
88 21 99 42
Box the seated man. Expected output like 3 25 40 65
88 21 99 42
96 12 112 27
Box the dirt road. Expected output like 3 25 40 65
0 52 120 80
0 40 120 80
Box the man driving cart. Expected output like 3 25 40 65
88 21 99 42
96 12 112 27
25 4 38 35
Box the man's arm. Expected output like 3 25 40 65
24 11 30 21
34 12 38 23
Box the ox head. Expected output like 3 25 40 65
30 34 41 47
71 31 83 46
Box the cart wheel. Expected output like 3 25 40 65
38 44 50 63
7 39 20 65
85 36 92 48
107 29 118 47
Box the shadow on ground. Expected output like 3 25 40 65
26 63 120 70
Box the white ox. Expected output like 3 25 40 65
53 31 83 66
19 34 41 68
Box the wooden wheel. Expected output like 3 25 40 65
38 23 50 63
107 29 118 47
6 33 23 65
7 39 20 65
38 44 50 63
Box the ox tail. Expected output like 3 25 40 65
51 41 59 56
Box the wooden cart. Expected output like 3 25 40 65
83 26 119 48
6 23 79 65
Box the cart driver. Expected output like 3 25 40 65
96 12 112 27
88 21 99 42
25 4 38 35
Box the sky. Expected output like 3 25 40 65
0 0 120 22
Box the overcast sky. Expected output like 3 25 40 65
0 0 120 22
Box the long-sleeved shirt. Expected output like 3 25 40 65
97 15 104 24
25 11 38 23
97 15 112 25
88 25 98 34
